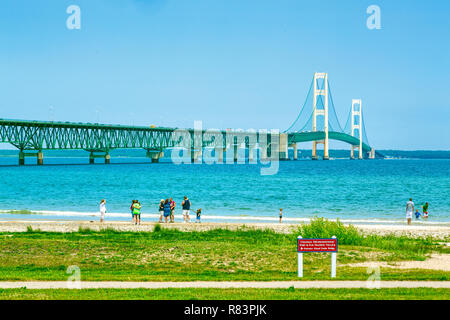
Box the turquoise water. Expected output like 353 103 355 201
0 152 449 225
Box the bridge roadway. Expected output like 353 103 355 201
0 119 373 164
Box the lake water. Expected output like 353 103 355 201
0 151 449 225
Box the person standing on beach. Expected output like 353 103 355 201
130 200 136 221
163 199 171 223
158 199 164 223
406 198 414 225
99 199 106 223
182 196 191 223
132 200 142 225
170 198 176 223
422 202 429 219
279 208 283 223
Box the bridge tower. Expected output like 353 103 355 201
350 99 363 160
312 72 329 160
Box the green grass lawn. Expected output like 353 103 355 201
0 218 448 282
0 288 448 300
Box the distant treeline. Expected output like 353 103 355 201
297 149 450 159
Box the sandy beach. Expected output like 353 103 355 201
0 220 449 239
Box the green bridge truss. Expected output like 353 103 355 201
0 118 373 163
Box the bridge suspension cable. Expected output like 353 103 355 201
361 109 371 146
327 82 345 133
283 77 314 133
284 72 378 159
343 102 370 146
285 74 345 134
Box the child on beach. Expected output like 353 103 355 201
132 200 142 225
415 210 421 220
99 199 106 223
196 208 202 223
422 202 429 219
279 208 283 223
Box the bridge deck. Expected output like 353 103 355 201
0 119 373 158
288 131 372 152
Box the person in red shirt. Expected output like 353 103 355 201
170 198 176 223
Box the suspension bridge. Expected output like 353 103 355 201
0 72 379 165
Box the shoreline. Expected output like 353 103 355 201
1 210 449 226
0 220 449 239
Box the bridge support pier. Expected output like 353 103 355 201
233 145 238 162
37 152 44 165
289 144 298 160
369 148 375 159
151 153 161 163
191 149 202 164
279 133 288 161
146 150 163 163
312 140 329 160
105 153 110 164
215 147 224 163
19 151 25 165
89 151 111 164
18 150 44 165
323 139 329 160
248 145 256 163
260 145 268 162
312 142 318 160
350 145 362 160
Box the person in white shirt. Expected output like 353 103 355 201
100 199 106 223
406 198 414 225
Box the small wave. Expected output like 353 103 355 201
0 209 449 226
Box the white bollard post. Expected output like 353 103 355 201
298 236 303 278
331 235 337 278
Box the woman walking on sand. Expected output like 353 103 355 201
99 199 106 223
163 199 171 223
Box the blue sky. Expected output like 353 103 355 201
0 0 449 150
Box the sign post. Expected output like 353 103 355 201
297 236 303 277
331 235 337 278
297 236 338 278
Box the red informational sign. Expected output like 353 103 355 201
297 238 338 252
